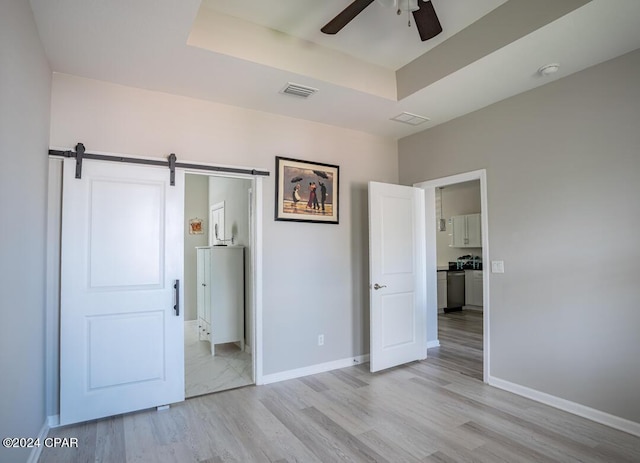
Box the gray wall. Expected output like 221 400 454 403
0 1 51 462
399 49 640 423
184 174 210 321
49 73 399 378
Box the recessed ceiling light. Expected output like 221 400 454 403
538 63 560 76
391 112 430 126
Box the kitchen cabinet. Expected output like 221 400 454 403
465 270 483 307
452 213 481 248
437 271 447 311
196 246 244 355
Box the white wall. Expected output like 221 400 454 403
0 1 51 462
436 180 482 267
184 174 210 321
49 73 398 376
399 49 640 424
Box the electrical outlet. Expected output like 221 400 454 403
318 334 324 346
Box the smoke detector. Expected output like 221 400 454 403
538 63 560 76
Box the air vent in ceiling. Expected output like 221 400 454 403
280 82 318 99
391 112 431 126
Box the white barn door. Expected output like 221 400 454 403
369 182 426 372
60 158 184 425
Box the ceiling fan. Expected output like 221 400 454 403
321 0 442 42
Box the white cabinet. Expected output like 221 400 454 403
196 247 212 342
196 246 244 355
465 270 483 307
452 213 481 248
437 271 447 311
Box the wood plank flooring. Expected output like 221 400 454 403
429 310 483 381
40 310 640 462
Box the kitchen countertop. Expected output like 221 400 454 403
438 264 483 271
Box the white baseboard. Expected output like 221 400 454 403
488 375 640 437
27 420 50 463
427 340 440 348
260 354 370 385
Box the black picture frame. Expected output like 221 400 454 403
275 156 339 224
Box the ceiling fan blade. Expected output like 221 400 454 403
321 0 376 35
412 0 443 42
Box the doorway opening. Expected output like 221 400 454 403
184 173 256 397
415 169 489 382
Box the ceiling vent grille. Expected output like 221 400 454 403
391 112 431 126
280 82 318 99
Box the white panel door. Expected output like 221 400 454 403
369 182 426 372
60 158 184 425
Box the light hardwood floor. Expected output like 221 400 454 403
40 318 640 462
430 310 483 381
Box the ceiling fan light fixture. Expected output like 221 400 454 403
378 0 419 12
404 0 420 12
322 0 441 41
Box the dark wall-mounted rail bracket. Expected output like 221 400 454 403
168 153 176 186
48 143 270 184
75 143 85 179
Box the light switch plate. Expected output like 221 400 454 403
491 261 505 273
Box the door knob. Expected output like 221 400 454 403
373 283 387 290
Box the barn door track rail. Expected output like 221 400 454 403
49 143 269 185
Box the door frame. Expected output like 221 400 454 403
414 169 490 382
46 156 266 426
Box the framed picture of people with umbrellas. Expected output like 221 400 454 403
275 156 339 224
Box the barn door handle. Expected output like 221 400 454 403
174 279 180 316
